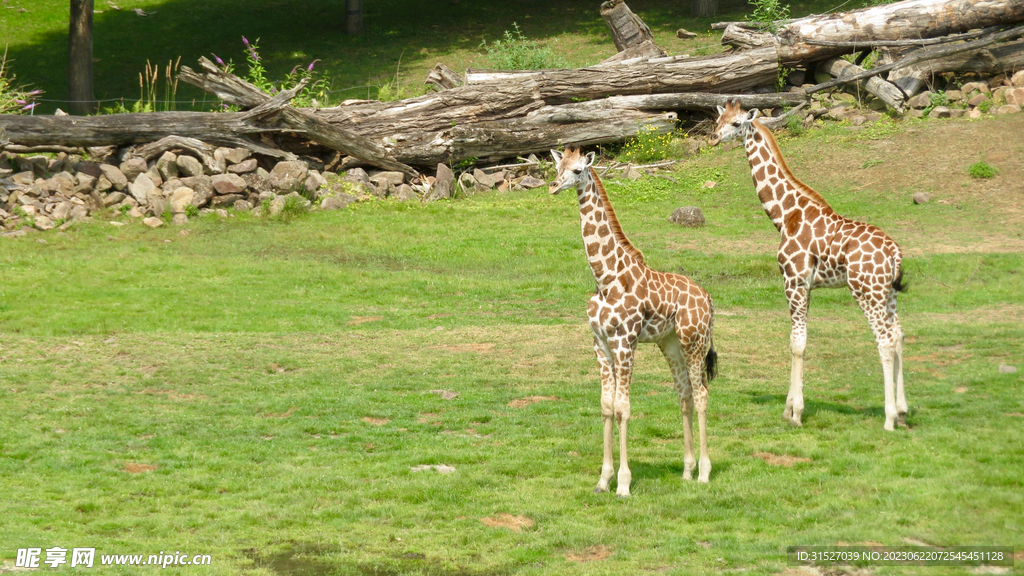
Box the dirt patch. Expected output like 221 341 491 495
479 514 533 532
361 417 390 426
264 407 296 418
137 388 206 401
429 343 495 353
754 452 812 466
348 316 383 325
1007 413 1024 417
565 545 613 562
507 395 559 408
953 386 969 394
123 463 157 474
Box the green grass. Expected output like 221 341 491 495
1 0 866 113
2 118 1023 575
968 161 997 179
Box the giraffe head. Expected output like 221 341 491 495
708 99 759 147
549 148 596 195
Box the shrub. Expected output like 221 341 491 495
620 124 676 164
748 0 790 33
0 49 42 114
968 161 997 179
480 23 567 70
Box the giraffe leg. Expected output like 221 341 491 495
854 288 899 431
784 280 810 427
592 336 616 494
688 355 711 483
611 338 635 497
658 338 696 481
892 309 909 427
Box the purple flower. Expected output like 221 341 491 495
15 99 25 105
27 89 42 96
22 103 37 111
212 53 225 66
290 65 300 75
307 59 320 72
242 36 249 46
249 48 259 61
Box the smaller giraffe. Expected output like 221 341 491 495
710 99 908 431
550 147 717 495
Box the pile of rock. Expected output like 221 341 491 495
0 148 549 234
904 71 1024 119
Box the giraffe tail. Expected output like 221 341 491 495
892 267 907 293
704 341 718 385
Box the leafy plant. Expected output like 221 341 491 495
215 37 334 109
968 161 997 179
185 204 200 218
0 48 42 114
480 22 567 70
620 124 676 164
748 0 790 33
786 112 806 136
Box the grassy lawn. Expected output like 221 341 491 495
2 114 1023 574
3 0 852 113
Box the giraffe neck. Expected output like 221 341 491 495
576 168 645 290
743 120 832 233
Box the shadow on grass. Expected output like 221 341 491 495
243 544 516 576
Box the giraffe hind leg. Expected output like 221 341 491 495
658 338 696 482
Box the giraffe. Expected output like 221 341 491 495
709 99 908 431
549 147 717 495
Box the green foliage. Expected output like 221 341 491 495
620 124 676 164
0 48 41 114
219 37 334 109
978 99 995 113
480 22 567 70
921 91 949 117
185 204 200 218
102 58 181 114
748 0 790 33
786 112 806 136
968 161 997 179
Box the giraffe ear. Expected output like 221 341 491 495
550 149 563 164
584 151 596 167
747 109 760 121
716 105 725 115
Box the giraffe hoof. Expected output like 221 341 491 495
788 417 802 427
897 414 908 428
593 487 608 494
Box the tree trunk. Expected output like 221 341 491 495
68 0 95 115
692 0 720 19
818 57 906 111
722 0 1024 65
345 0 362 35
600 0 663 53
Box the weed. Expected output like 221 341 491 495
978 99 995 113
620 124 676 164
748 0 790 33
861 158 883 169
185 204 200 218
786 112 805 136
0 48 42 114
217 37 334 109
968 161 997 179
480 22 567 70
118 204 131 216
921 91 949 117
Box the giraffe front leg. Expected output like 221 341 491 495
693 382 711 483
878 341 897 431
784 280 810 427
893 319 909 427
593 338 615 493
611 336 635 497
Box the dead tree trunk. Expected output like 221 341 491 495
723 0 1024 65
68 0 95 115
600 0 664 54
818 57 906 111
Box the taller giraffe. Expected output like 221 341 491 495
549 148 717 495
710 100 907 431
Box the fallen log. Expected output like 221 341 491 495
178 57 419 179
723 0 1024 65
898 37 1024 75
818 57 906 111
600 0 665 54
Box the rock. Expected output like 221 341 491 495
227 159 258 174
1012 70 1024 88
268 193 310 216
143 217 164 228
224 148 252 165
50 201 71 222
992 86 1008 103
517 175 547 189
128 173 157 205
321 193 358 210
368 170 404 187
996 104 1021 115
988 74 1006 89
171 213 189 226
341 167 371 185
849 114 867 126
675 28 698 38
392 183 418 202
669 206 705 227
145 165 163 188
215 209 230 218
103 192 127 207
233 199 253 212
157 152 179 181
912 192 931 204
98 164 128 191
170 187 195 213
907 109 925 118
147 190 168 217
69 205 89 220
34 215 55 231
180 176 214 207
998 364 1018 373
211 173 248 195
907 92 933 109
210 194 244 208
928 106 952 119
368 175 393 198
176 155 205 178
75 171 96 189
128 206 145 218
119 158 148 182
304 171 328 195
428 163 455 201
944 90 963 102
960 81 989 94
1004 88 1024 107
267 161 308 193
968 108 983 119
968 94 989 107
948 108 965 119
625 167 642 181
472 168 501 189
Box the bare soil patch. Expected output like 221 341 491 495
754 452 812 466
361 417 390 426
565 545 613 562
123 463 158 474
507 395 559 408
479 514 534 532
429 343 496 353
348 316 383 325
